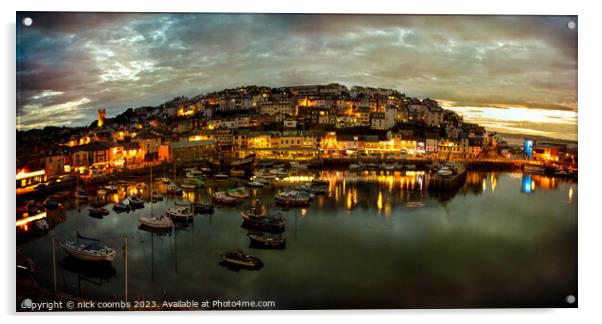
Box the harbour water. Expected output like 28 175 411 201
16 171 577 309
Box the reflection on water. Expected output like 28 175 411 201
17 171 577 308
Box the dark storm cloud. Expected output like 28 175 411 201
16 13 577 129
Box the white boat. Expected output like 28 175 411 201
139 165 173 230
139 212 173 230
59 240 117 262
166 207 194 221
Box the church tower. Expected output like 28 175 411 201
97 109 106 127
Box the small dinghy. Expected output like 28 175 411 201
241 213 286 233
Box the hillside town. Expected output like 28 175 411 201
16 83 577 190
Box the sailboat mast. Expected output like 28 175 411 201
76 174 80 242
150 165 153 218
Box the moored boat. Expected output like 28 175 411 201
241 213 286 233
129 196 145 209
139 212 173 230
248 232 286 249
220 249 262 269
240 201 267 219
275 191 312 207
193 202 214 214
159 177 172 184
226 187 250 200
59 240 117 262
211 191 242 205
113 199 130 212
166 206 193 221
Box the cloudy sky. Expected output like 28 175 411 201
16 13 577 140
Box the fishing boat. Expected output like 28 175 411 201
129 196 145 209
211 191 242 205
240 201 267 219
226 187 250 200
241 213 286 233
275 191 312 207
59 240 117 262
139 165 173 230
166 206 194 221
89 207 109 218
220 249 262 269
523 163 546 174
248 232 286 249
193 202 214 214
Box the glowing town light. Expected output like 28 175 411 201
16 169 45 181
16 212 47 227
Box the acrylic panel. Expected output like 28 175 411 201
16 12 578 311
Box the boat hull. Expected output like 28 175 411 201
59 242 116 262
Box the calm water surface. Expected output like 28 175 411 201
17 171 577 309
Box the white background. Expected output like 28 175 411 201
1 0 601 323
